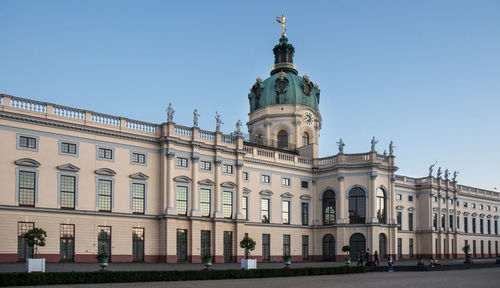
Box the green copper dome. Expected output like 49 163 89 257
248 37 320 113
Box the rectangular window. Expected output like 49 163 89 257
176 157 188 168
464 217 469 233
222 191 232 218
176 229 187 262
408 195 413 202
449 214 454 230
441 214 446 230
301 202 309 225
223 231 233 262
480 204 484 210
200 160 212 171
242 196 248 220
97 226 111 259
18 222 34 261
19 171 35 206
98 179 112 212
60 175 76 209
242 172 248 181
457 200 460 207
433 213 437 230
281 177 290 186
261 174 270 183
433 196 437 202
301 181 309 189
496 241 498 256
61 142 77 155
464 202 468 208
131 152 146 164
472 203 476 209
442 198 446 204
488 241 492 257
283 234 291 256
98 147 113 160
282 200 290 224
222 164 233 174
457 215 460 230
302 235 309 260
201 230 211 258
396 194 402 200
408 212 414 231
481 240 484 257
200 188 211 217
472 218 476 233
495 220 498 235
176 186 188 216
132 183 145 214
480 219 484 234
19 135 37 149
262 234 270 261
397 212 402 230
60 224 75 261
261 198 270 223
487 219 491 234
397 238 402 259
473 240 477 257
132 228 144 262
409 238 414 258
487 205 491 211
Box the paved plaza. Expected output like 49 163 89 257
25 267 500 288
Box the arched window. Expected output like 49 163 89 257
349 233 366 259
322 234 335 261
302 132 310 146
376 188 386 224
379 233 387 259
348 187 366 224
277 130 288 149
322 190 335 225
254 133 263 145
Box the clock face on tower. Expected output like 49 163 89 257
303 111 314 125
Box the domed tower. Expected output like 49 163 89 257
247 19 321 158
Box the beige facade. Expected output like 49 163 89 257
1 93 499 263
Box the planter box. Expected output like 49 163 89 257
241 259 257 270
26 258 45 273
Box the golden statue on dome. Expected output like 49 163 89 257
276 14 288 37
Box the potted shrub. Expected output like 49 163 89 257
202 253 212 270
283 253 292 268
96 243 109 270
342 245 351 266
240 235 257 269
24 227 47 272
463 244 472 264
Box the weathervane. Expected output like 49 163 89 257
276 14 288 37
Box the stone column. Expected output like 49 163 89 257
166 149 176 215
235 160 244 219
337 174 346 224
190 152 200 217
213 156 223 218
369 172 378 224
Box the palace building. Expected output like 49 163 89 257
1 26 499 264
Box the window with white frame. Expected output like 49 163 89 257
242 172 248 181
242 196 248 220
200 188 211 217
301 181 309 189
18 171 36 206
60 175 76 209
222 191 232 218
176 157 188 168
261 174 270 184
222 164 233 174
131 183 145 214
281 177 291 187
396 194 402 201
98 179 112 212
131 152 146 164
200 160 212 171
97 147 113 160
408 195 413 202
282 200 290 224
176 185 188 215
261 198 270 223
60 141 77 155
18 135 37 151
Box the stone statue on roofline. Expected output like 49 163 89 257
452 171 459 182
336 138 345 154
193 109 200 127
215 112 223 132
166 103 174 122
437 167 442 179
370 137 378 152
236 120 242 135
389 140 396 156
429 161 437 177
445 169 450 181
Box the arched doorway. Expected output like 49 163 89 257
277 130 288 149
349 233 366 259
379 233 387 259
322 234 335 261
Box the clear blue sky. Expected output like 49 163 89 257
1 0 499 190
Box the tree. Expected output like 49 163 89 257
239 235 256 259
24 227 47 259
342 245 351 256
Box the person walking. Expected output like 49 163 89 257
357 250 364 266
374 250 379 266
388 255 393 272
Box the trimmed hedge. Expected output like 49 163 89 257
0 266 364 286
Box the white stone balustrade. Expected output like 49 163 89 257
52 105 86 120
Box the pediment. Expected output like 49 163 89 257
456 211 461 215
463 212 470 216
300 194 312 200
174 176 191 183
129 172 149 180
408 207 416 212
441 208 447 213
198 179 215 186
259 190 273 196
396 205 404 211
472 213 478 217
221 181 237 188
448 209 455 214
479 213 485 218
281 192 293 199
57 163 80 172
495 216 499 219
243 187 251 194
487 214 492 219
95 168 116 176
14 158 40 167
432 207 439 212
